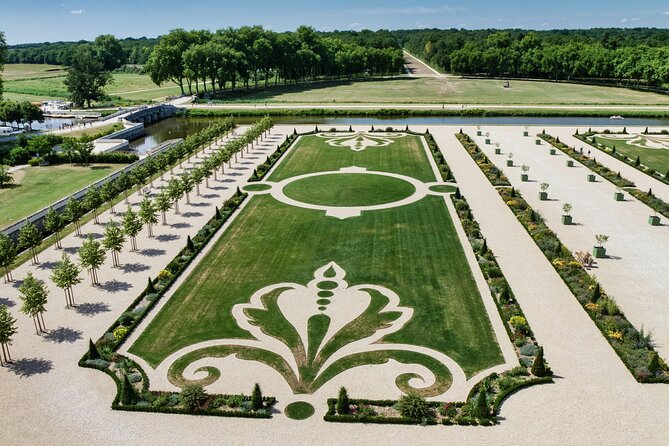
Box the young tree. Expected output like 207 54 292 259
64 196 84 236
100 180 117 213
102 220 125 267
336 386 349 415
166 177 183 214
18 220 42 265
120 374 137 405
79 235 106 285
44 207 64 249
84 187 103 224
0 304 18 365
138 197 158 238
0 166 13 188
77 136 95 166
115 173 133 204
0 233 17 283
191 167 204 196
473 391 489 419
18 272 49 334
154 191 172 225
251 383 263 411
122 207 143 251
180 172 194 205
60 138 79 165
51 252 83 308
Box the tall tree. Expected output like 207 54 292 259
94 34 127 71
100 180 117 213
122 207 143 251
44 207 64 249
78 235 106 285
138 197 158 238
0 233 17 282
0 305 17 365
18 272 49 335
18 221 42 265
77 135 95 166
102 220 125 267
64 44 112 108
51 253 83 308
166 177 183 214
83 187 103 224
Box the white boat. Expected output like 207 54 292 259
609 115 624 120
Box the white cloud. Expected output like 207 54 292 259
346 5 465 15
621 17 640 23
663 11 669 15
69 9 84 14
347 22 363 30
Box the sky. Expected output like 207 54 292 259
2 0 669 44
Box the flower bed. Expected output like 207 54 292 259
79 121 282 417
497 187 669 383
455 132 510 186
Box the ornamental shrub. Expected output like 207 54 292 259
88 338 100 360
336 386 350 415
531 347 548 377
397 393 432 419
180 384 206 410
648 352 661 375
145 277 157 295
120 375 137 405
251 383 263 411
186 236 195 254
472 392 489 420
590 283 601 303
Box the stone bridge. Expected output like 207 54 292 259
125 104 178 125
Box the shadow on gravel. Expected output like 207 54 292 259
36 261 59 271
0 297 15 307
120 263 150 274
99 280 132 293
43 326 83 344
75 302 111 317
6 358 53 377
169 223 191 229
201 194 220 199
63 247 79 254
139 248 167 257
155 234 180 242
189 202 211 207
182 212 203 218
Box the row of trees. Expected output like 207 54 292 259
145 26 404 96
402 29 669 87
0 100 44 130
0 31 5 98
0 118 273 362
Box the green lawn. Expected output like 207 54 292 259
215 76 669 105
0 164 126 228
593 134 669 175
130 134 504 387
283 173 416 206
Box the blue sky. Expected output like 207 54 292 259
3 0 669 44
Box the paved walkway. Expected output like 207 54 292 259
0 125 667 445
470 125 669 361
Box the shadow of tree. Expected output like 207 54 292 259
169 223 191 229
155 234 179 242
6 358 53 377
99 280 132 293
189 202 211 208
0 297 15 307
182 212 203 218
120 262 150 274
201 194 220 199
75 302 111 317
43 326 83 344
36 261 59 271
139 248 167 257
63 247 79 255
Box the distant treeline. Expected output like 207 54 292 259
6 36 158 65
144 27 404 96
399 28 669 86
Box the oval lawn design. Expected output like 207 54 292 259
283 172 416 207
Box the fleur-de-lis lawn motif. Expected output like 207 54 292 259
317 132 407 152
168 262 462 396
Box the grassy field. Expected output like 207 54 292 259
594 134 669 174
0 164 126 228
216 76 669 106
5 63 669 106
130 134 504 385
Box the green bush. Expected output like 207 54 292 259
397 393 432 419
180 384 206 410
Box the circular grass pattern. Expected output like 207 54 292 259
283 173 415 207
284 401 315 420
243 183 272 192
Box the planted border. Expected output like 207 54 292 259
540 133 669 220
79 121 281 418
574 129 669 185
456 132 510 186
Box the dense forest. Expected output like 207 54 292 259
399 28 669 87
6 36 158 65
